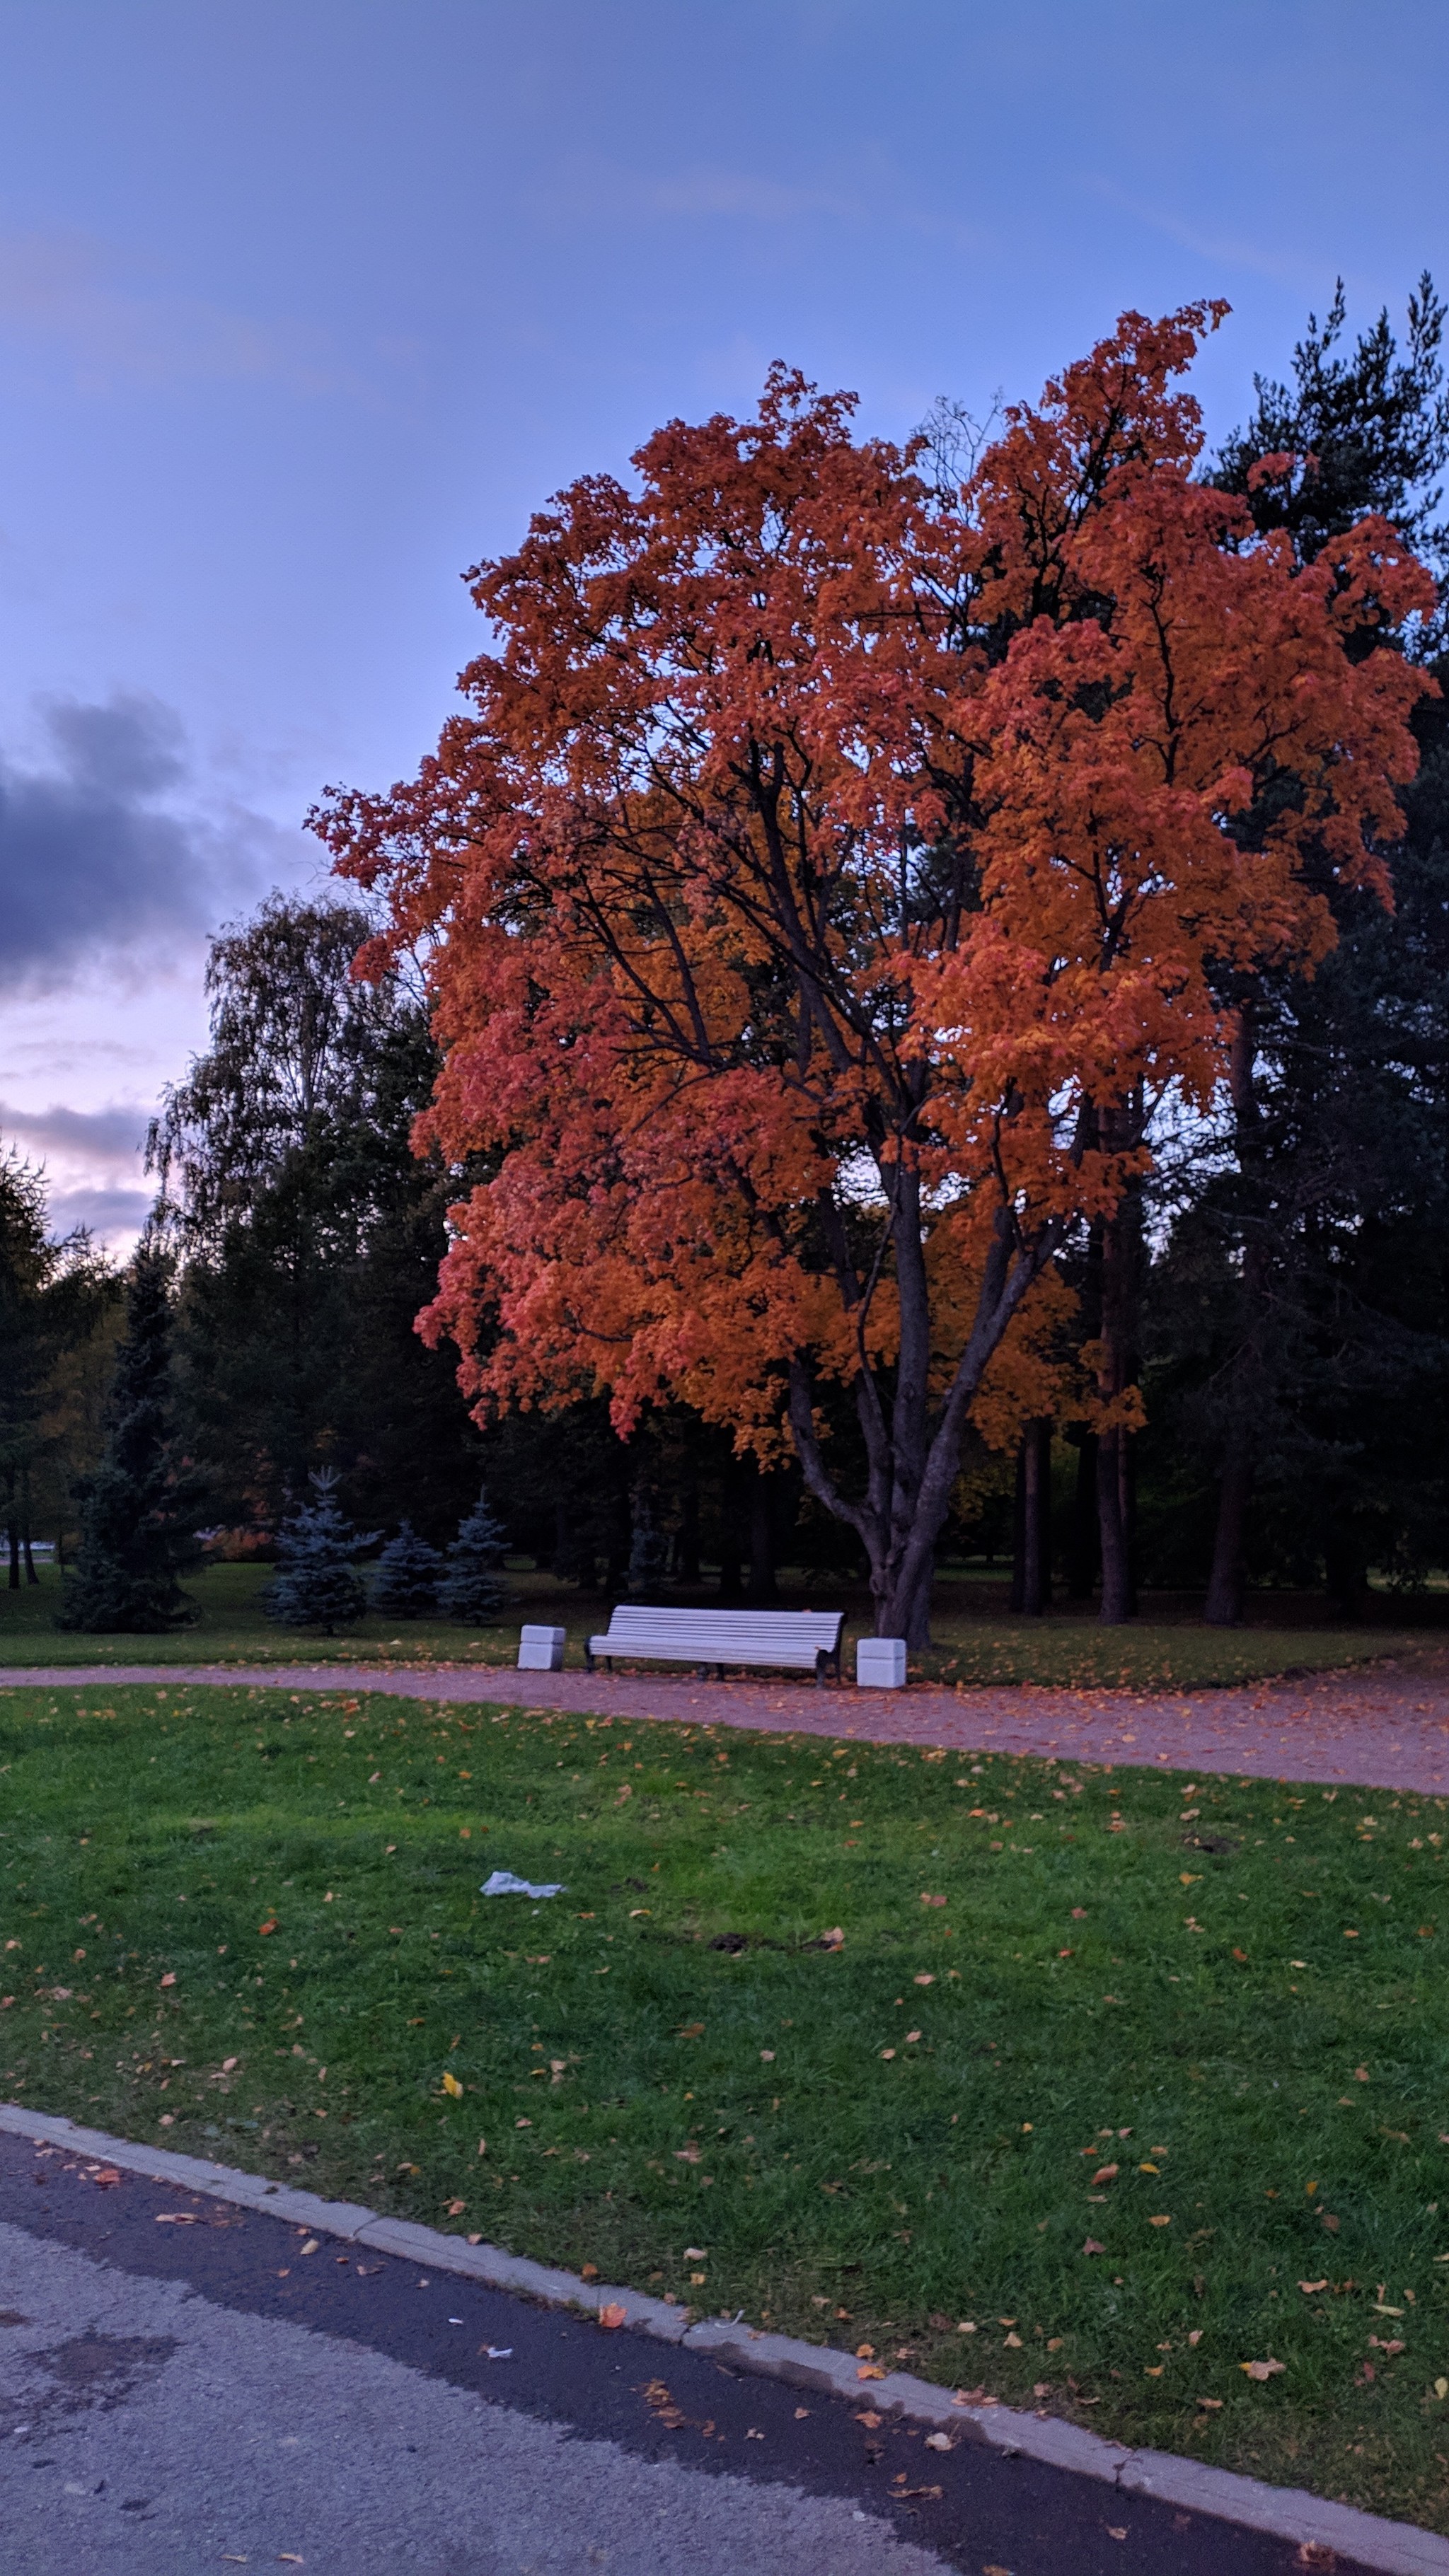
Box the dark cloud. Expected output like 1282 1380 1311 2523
0 692 281 990
0 1099 147 1168
45 1182 154 1243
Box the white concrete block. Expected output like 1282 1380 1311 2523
517 1625 566 1671
855 1636 906 1688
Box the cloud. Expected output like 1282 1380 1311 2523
0 1099 147 1171
0 229 339 394
45 1183 154 1246
0 692 287 992
1081 178 1318 292
0 1098 154 1251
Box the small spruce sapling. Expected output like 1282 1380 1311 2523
437 1485 509 1623
263 1470 377 1632
371 1519 442 1616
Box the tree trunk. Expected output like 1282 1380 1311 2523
23 1528 38 1584
1206 999 1269 1630
717 1461 744 1599
784 1170 1066 1649
1095 1172 1141 1625
1096 1427 1132 1624
1012 1420 1052 1614
676 1478 700 1585
1067 1433 1099 1600
6 1525 18 1591
1022 1419 1051 1615
1203 1435 1252 1626
746 1467 778 1605
1009 1441 1027 1613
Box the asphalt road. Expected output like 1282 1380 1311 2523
0 2131 1387 2576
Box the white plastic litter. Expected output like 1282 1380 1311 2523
484 2345 513 2360
480 1870 567 1898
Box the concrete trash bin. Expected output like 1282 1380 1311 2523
856 1636 907 1688
518 1624 566 1672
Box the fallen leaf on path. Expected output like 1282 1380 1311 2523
599 2304 626 2330
924 2432 952 2451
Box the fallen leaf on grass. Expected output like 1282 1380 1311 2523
920 1893 946 1908
1083 2239 1105 2256
676 2021 705 2038
258 1919 279 1937
1092 2164 1119 2184
1197 2396 1223 2410
441 2071 463 2100
1148 2215 1172 2228
159 1973 176 1988
1299 2279 1329 2295
1240 2357 1286 2381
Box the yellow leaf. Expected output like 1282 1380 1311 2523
441 2070 463 2099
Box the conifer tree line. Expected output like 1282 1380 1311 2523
3 281 1448 1631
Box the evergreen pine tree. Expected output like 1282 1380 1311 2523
57 1234 202 1632
437 1486 509 1623
371 1519 442 1616
263 1470 376 1632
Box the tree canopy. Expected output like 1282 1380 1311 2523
318 303 1435 1638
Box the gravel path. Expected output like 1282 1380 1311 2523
6 1649 1449 1794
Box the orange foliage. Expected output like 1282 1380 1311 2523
316 306 1434 1637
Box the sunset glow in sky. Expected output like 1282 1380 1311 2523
2 0 1447 1243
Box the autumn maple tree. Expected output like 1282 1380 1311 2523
316 303 1433 1642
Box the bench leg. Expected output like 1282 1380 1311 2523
584 1649 594 1673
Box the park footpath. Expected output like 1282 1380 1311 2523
4 1647 1449 2572
6 1642 1449 1794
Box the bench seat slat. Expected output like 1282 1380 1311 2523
584 1603 843 1683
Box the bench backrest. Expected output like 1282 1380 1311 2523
601 1604 842 1652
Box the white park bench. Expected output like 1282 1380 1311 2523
584 1603 845 1687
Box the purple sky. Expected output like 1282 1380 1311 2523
2 0 1446 1243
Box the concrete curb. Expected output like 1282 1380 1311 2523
2 2103 1445 2570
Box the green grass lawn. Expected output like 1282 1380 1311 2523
0 1558 1421 1692
1 1680 1447 2529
